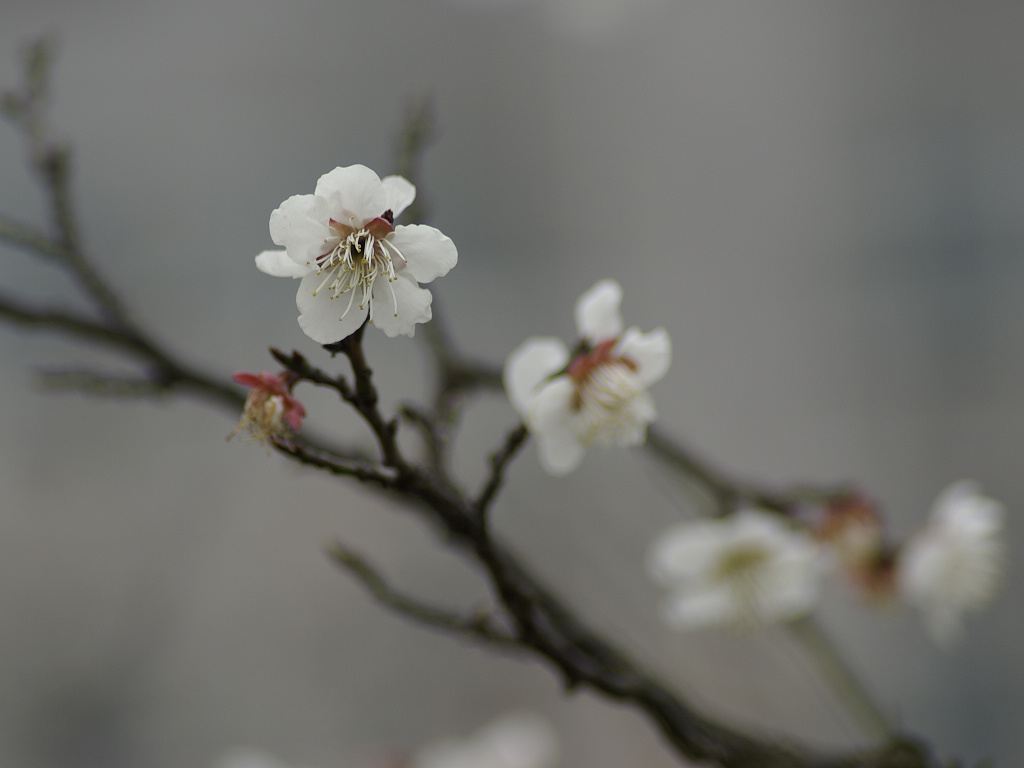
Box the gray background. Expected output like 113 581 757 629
1 1 1022 766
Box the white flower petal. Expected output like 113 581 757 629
647 521 723 584
477 713 559 768
314 165 386 225
295 271 369 344
756 561 822 621
390 225 458 284
212 747 296 768
535 428 586 476
897 481 1004 646
415 713 558 768
662 585 739 630
618 326 671 387
503 338 570 417
269 194 333 263
382 174 416 218
574 279 623 341
530 378 585 475
932 480 1003 533
255 250 308 278
371 275 432 338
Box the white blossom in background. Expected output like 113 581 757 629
212 747 311 768
647 509 825 629
898 481 1004 646
504 279 671 475
413 712 559 768
256 165 457 344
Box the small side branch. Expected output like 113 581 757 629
3 38 129 326
271 347 353 401
0 214 71 261
473 423 529 519
0 293 142 351
393 95 437 226
645 425 854 516
272 438 397 488
328 541 520 649
37 370 174 398
788 617 892 741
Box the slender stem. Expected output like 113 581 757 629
474 423 529 519
788 616 892 741
645 425 855 516
327 541 519 649
0 214 71 261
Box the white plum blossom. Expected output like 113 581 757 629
503 279 670 475
256 165 457 344
898 481 1004 646
647 509 825 629
413 712 559 768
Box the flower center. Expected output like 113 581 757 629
311 216 407 323
715 542 773 622
567 343 648 446
714 544 769 583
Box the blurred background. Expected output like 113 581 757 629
1 1 1022 766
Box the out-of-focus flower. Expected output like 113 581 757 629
256 165 457 344
503 279 670 475
229 371 305 445
413 712 559 768
212 747 310 768
647 509 824 629
897 481 1004 646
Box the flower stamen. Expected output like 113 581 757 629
312 226 402 323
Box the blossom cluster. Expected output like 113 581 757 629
646 482 1004 644
250 163 1005 647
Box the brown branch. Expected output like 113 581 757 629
327 541 520 649
301 325 940 768
0 46 948 768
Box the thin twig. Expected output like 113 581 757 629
0 214 71 261
272 438 396 488
398 403 446 473
393 95 436 225
36 370 175 398
327 541 520 649
645 425 855 516
788 616 892 741
0 292 144 350
474 423 529 519
271 347 353 400
3 40 130 326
